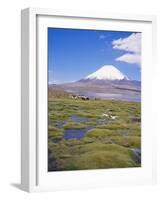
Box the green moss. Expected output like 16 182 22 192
63 144 137 170
78 143 130 154
65 139 82 146
66 151 136 170
48 127 64 139
48 136 141 171
63 122 87 129
86 128 119 138
109 136 141 148
48 98 141 171
80 137 95 144
97 122 140 130
84 120 98 126
77 112 100 119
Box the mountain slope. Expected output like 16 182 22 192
52 65 141 102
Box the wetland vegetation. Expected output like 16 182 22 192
48 93 141 171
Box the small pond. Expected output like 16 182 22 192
64 126 93 140
53 114 114 140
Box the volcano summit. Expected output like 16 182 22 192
84 65 129 81
52 65 141 102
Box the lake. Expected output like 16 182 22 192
66 90 141 102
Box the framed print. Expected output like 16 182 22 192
21 8 157 192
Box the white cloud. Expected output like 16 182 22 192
116 53 140 64
112 33 141 65
112 33 141 53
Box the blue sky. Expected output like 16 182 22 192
48 28 141 83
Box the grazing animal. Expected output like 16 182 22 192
102 113 109 117
71 95 78 99
80 96 89 100
110 115 117 120
71 94 89 100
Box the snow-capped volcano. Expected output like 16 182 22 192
55 64 140 102
85 65 129 81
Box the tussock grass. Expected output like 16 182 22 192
49 142 137 170
48 97 141 171
64 150 137 170
63 122 87 129
48 127 64 139
86 128 119 138
109 136 141 148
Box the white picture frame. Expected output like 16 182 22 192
21 8 157 192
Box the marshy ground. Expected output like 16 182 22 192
48 97 141 171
